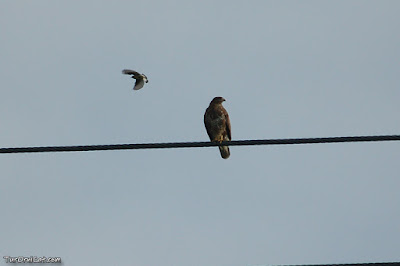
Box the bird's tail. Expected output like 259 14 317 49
218 146 230 159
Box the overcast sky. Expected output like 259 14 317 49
1 1 400 266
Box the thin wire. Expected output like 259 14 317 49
282 263 400 266
0 135 399 154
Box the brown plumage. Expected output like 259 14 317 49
122 69 148 90
204 97 231 159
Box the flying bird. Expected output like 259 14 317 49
122 69 148 90
204 97 231 159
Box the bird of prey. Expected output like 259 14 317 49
204 97 231 159
122 69 149 90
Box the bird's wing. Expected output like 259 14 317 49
122 69 141 77
204 108 214 141
133 78 145 90
224 108 231 140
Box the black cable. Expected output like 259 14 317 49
0 135 399 154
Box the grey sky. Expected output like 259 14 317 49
1 1 400 266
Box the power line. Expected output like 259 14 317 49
0 134 399 154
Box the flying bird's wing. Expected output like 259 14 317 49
133 78 145 90
122 69 139 75
122 69 141 79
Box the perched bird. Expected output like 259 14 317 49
204 97 231 159
122 69 149 90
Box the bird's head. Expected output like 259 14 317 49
142 74 149 83
210 97 226 104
